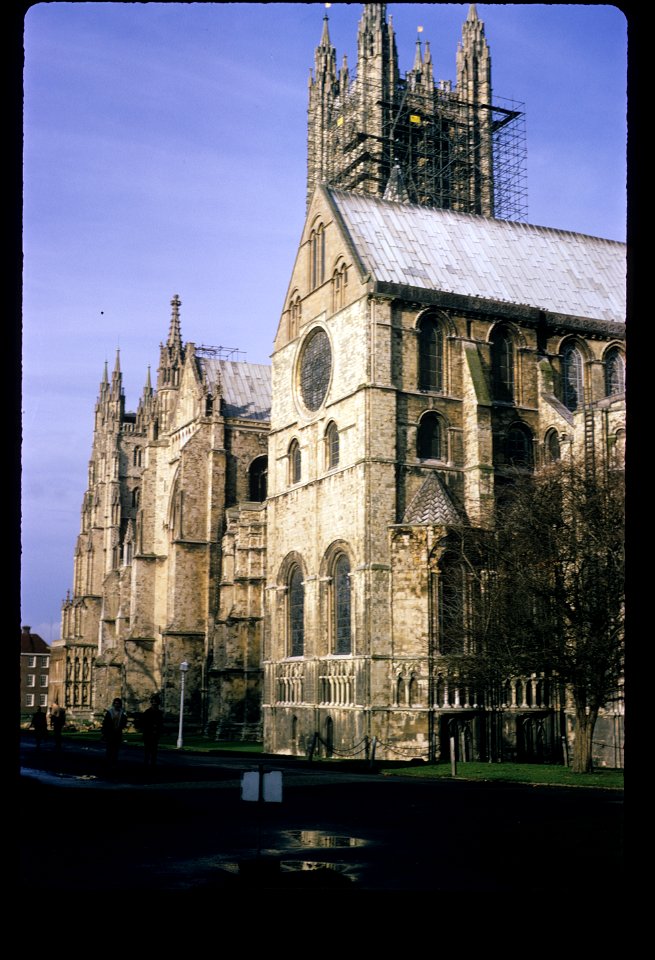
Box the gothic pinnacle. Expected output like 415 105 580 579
320 13 330 48
168 294 182 349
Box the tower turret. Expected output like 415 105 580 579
455 4 494 215
156 294 185 433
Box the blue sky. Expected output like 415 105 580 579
21 2 628 641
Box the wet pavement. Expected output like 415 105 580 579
18 734 624 901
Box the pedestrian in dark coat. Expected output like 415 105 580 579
30 706 48 749
102 697 128 766
50 703 66 749
142 695 165 767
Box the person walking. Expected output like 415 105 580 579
142 694 165 768
50 703 66 750
101 697 128 767
30 706 48 750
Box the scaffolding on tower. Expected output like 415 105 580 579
310 70 527 222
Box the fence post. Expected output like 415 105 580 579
450 736 457 776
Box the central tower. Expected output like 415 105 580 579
307 4 521 218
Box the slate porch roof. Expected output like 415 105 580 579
198 358 271 421
403 473 463 526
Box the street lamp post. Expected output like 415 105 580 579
176 660 189 749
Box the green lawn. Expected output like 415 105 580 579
378 760 624 789
25 729 622 788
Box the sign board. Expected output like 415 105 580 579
241 769 283 803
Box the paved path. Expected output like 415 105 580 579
19 735 623 900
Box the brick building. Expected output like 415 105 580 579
20 626 50 720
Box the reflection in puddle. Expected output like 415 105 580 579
280 830 369 848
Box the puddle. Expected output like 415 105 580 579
279 830 370 849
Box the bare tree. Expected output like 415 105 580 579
452 460 625 772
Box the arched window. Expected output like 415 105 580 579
131 487 140 509
417 412 443 460
333 554 352 655
288 565 304 658
418 315 444 392
288 293 302 339
506 423 534 468
604 347 625 397
133 446 143 467
490 325 514 402
544 429 561 463
561 343 584 411
325 421 339 470
332 262 348 312
288 439 301 485
309 224 325 289
249 456 268 501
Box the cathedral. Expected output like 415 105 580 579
52 5 625 767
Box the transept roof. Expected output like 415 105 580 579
328 188 626 325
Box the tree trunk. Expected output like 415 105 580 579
572 705 598 773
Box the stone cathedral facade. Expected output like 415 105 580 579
54 5 625 766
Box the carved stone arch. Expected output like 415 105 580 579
167 467 183 539
557 336 589 412
278 550 307 587
415 308 451 393
319 540 354 656
602 342 626 397
248 454 268 502
555 333 593 363
414 306 456 338
505 418 535 468
416 409 447 461
543 426 563 463
278 551 307 659
287 288 302 340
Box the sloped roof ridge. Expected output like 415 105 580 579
326 186 625 247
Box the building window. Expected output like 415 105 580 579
26 694 35 708
39 694 48 707
132 487 140 509
40 655 49 668
506 423 534 468
333 554 352 655
332 262 348 312
288 292 302 339
544 429 561 463
561 343 584 411
299 327 332 411
417 412 443 460
28 656 36 668
309 223 325 289
418 315 444 392
288 566 305 658
490 325 514 402
604 347 625 397
325 421 339 470
133 446 143 467
249 456 268 501
39 675 48 688
289 439 301 485
27 675 35 688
